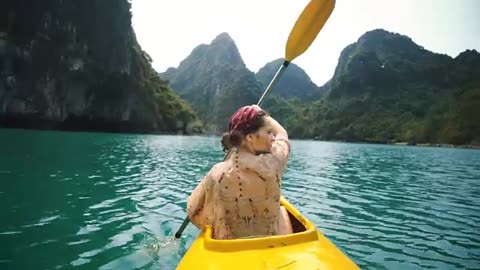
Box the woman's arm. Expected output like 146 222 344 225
267 116 288 142
186 173 210 229
266 115 290 167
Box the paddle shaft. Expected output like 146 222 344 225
257 61 290 106
174 60 290 239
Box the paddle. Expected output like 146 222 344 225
174 0 336 239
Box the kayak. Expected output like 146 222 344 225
176 196 360 269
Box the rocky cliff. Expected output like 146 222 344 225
0 0 198 134
289 29 480 145
255 58 324 102
161 33 262 133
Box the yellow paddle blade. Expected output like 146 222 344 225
285 0 335 62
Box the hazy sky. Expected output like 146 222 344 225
131 0 479 86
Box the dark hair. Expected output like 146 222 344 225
221 110 268 152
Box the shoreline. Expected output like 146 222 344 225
311 139 480 150
390 142 480 150
1 125 478 150
0 117 196 137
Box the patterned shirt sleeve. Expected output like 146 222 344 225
186 170 212 229
269 135 290 174
249 135 291 180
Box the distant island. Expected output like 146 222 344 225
1 1 479 148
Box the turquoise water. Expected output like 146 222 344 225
1 128 479 269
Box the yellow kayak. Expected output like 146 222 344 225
176 196 360 269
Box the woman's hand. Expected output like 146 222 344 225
251 104 262 111
251 104 270 117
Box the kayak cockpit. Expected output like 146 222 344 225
287 206 308 234
202 196 319 252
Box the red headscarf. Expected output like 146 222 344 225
228 105 260 135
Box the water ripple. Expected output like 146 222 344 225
1 131 480 270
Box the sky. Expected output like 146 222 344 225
130 0 480 86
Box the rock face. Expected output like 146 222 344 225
161 32 262 133
0 0 197 133
255 58 324 102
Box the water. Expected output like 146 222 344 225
1 128 479 270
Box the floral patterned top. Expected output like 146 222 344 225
187 137 290 239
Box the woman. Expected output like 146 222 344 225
186 105 293 239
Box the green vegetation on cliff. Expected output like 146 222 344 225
161 33 261 133
255 59 324 102
284 30 480 146
162 29 479 146
0 0 197 133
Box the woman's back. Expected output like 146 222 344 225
212 148 285 239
